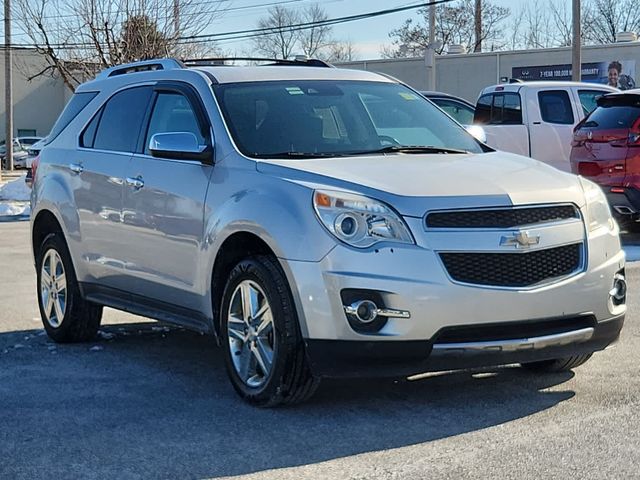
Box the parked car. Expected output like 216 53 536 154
31 58 626 406
570 90 640 228
421 91 486 142
26 137 46 169
1 136 43 169
474 82 617 171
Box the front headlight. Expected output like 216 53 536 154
313 190 414 248
580 177 614 232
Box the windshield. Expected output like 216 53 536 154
214 80 485 158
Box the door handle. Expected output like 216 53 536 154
126 176 144 189
614 165 624 170
69 163 83 174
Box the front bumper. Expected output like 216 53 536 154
305 314 624 377
284 218 625 341
280 211 625 376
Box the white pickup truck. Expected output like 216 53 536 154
474 81 617 171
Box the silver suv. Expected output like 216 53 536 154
32 58 626 406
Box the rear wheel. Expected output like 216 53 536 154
220 255 319 407
521 354 592 373
36 232 103 342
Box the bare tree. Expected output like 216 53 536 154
253 5 301 59
586 0 640 44
326 41 358 63
14 0 224 91
385 0 509 57
298 4 332 58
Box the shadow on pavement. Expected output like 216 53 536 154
0 322 575 479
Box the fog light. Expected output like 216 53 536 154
347 300 378 323
609 273 626 306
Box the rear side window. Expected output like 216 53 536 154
92 86 153 152
474 93 522 125
431 98 475 125
578 90 608 116
583 104 640 130
47 91 98 143
538 90 574 125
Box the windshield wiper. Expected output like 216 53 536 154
256 151 345 159
349 145 469 155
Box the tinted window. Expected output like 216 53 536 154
81 108 103 148
144 92 205 154
474 93 522 125
47 91 98 143
582 105 640 130
578 90 608 116
474 95 492 124
93 87 152 152
539 90 574 125
431 98 475 125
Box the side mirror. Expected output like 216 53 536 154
465 125 487 143
149 132 213 163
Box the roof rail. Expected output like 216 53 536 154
181 56 334 68
96 58 185 80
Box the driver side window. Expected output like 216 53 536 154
144 92 206 155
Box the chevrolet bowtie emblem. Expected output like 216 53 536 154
500 231 540 248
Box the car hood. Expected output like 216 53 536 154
256 151 586 217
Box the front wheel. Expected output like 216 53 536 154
521 354 592 373
220 255 319 407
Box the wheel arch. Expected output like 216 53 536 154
209 231 309 340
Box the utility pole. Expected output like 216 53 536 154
474 0 482 53
572 0 581 81
173 0 180 38
4 0 12 176
426 2 436 90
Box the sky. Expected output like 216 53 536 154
210 0 531 59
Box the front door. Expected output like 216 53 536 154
121 83 214 310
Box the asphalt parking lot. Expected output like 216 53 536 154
1 220 639 479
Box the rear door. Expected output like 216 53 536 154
120 82 214 310
474 91 528 155
74 85 153 288
528 88 578 171
571 96 640 187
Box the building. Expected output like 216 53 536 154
339 41 640 102
0 48 71 141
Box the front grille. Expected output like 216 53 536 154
440 243 582 287
426 205 579 229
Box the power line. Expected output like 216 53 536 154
5 0 452 50
9 0 304 22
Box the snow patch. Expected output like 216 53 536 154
0 202 30 216
0 175 30 201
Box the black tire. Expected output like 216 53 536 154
36 232 103 343
521 354 592 373
220 255 319 407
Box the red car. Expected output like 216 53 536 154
570 91 640 229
